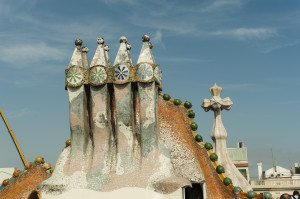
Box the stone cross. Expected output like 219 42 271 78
202 83 252 192
201 83 233 149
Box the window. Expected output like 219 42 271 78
28 191 39 199
238 169 247 179
184 183 203 199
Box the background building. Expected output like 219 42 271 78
228 142 250 182
250 162 300 198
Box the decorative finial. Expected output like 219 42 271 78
2 179 9 186
119 36 127 43
75 39 82 46
104 45 110 52
43 162 51 170
65 139 71 147
114 36 131 66
149 42 153 49
210 83 222 97
126 43 132 51
13 170 20 178
90 37 108 67
142 35 150 42
137 35 155 64
97 37 105 45
81 46 89 53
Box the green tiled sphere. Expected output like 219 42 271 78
233 186 242 193
247 191 256 198
204 142 213 150
66 139 71 147
13 170 20 178
216 165 225 174
188 110 195 118
31 161 36 167
184 101 192 109
263 192 272 199
209 153 218 162
8 177 15 183
195 134 203 142
190 122 198 131
223 177 232 186
19 169 26 175
163 94 171 101
2 179 9 186
173 99 182 106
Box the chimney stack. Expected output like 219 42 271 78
238 142 244 148
257 162 263 180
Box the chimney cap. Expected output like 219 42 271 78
142 35 150 42
75 39 82 46
119 36 127 43
97 37 105 45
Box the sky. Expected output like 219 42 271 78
0 0 299 180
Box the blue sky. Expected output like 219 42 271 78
0 0 299 179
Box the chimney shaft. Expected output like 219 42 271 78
257 162 263 180
238 142 244 148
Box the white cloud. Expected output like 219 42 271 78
151 30 165 49
212 28 277 40
99 0 136 4
0 42 68 67
157 57 211 63
199 0 242 13
152 30 163 44
6 108 31 119
261 40 300 53
129 16 200 35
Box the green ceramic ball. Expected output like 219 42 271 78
173 99 182 106
216 165 225 174
35 157 43 164
195 134 203 142
184 101 192 109
19 169 26 175
263 192 272 199
163 94 171 101
223 177 232 186
24 162 32 170
188 110 195 118
209 153 218 162
204 142 213 150
233 186 242 193
31 161 36 167
66 139 71 147
13 170 20 178
190 122 198 131
2 179 9 186
247 191 256 198
8 177 14 183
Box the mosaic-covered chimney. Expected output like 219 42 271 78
39 35 248 199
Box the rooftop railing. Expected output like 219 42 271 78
250 179 300 188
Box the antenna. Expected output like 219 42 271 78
271 148 276 174
0 109 27 166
